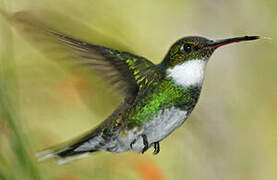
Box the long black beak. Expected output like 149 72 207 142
206 36 260 49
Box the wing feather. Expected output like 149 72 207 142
11 11 159 97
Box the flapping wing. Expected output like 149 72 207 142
47 30 157 97
11 11 159 98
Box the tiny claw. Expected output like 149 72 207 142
153 142 160 155
130 140 135 149
141 134 149 154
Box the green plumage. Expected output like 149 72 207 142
12 12 259 161
125 77 200 128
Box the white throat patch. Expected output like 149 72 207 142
166 59 207 87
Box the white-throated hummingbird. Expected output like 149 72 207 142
9 12 259 164
36 32 258 163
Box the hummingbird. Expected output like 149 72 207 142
20 22 258 163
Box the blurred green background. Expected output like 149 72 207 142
0 0 277 179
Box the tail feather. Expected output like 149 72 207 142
36 97 127 164
36 149 57 162
36 142 99 164
36 148 91 165
36 127 113 164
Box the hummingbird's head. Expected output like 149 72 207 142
162 35 259 68
162 35 259 87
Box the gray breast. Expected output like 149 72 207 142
79 106 188 154
143 107 187 143
124 106 188 152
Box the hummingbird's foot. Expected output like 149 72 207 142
141 134 149 154
129 134 149 153
153 142 160 155
130 139 136 150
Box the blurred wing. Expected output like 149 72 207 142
10 11 159 97
47 30 157 97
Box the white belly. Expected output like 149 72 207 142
119 107 188 152
72 107 188 154
143 107 187 143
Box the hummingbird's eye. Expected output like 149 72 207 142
181 44 192 53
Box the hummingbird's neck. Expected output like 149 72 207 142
166 59 207 88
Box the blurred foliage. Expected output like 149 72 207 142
0 0 277 179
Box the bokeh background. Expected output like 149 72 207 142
0 0 276 179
